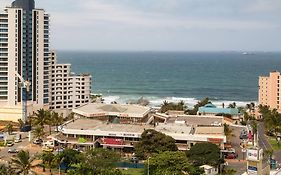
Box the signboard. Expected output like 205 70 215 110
247 149 259 161
248 166 258 175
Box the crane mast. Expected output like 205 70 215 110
15 72 30 123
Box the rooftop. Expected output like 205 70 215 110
167 115 224 126
73 103 151 118
63 118 152 133
198 104 240 115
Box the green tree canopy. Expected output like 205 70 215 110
186 142 223 166
11 150 36 175
160 100 186 113
146 151 203 175
67 148 121 175
135 129 178 159
187 97 210 115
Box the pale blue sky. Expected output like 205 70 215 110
1 0 281 51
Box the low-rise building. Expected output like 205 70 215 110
55 114 226 151
72 103 152 123
198 103 241 119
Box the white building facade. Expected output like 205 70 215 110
0 0 92 121
0 0 50 121
49 51 92 110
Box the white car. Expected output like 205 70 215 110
6 142 14 147
15 138 22 143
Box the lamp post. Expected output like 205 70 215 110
147 157 151 175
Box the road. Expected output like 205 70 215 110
228 125 247 175
258 122 281 164
0 132 41 164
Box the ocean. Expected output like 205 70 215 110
56 51 281 107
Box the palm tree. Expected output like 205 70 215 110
11 150 36 175
41 152 55 174
32 126 45 139
31 109 50 127
51 112 64 132
0 164 14 175
5 123 13 135
222 168 236 175
224 124 235 143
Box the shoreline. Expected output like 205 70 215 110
100 95 257 108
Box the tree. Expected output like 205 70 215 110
222 168 236 175
263 109 281 145
186 142 223 167
135 129 178 159
31 109 50 127
228 102 236 108
11 150 36 175
67 148 121 175
160 101 186 113
187 97 210 115
41 152 55 174
224 124 235 143
146 151 204 175
32 126 45 139
51 112 64 132
5 123 13 135
0 164 14 175
56 148 81 173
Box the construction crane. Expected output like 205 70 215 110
15 72 30 124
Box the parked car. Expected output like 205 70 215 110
8 148 19 153
42 146 54 152
33 138 43 145
226 153 237 159
55 148 64 152
6 142 14 147
240 130 248 140
15 138 22 143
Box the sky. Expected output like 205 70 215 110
1 0 281 51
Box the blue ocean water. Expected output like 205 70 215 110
57 51 281 107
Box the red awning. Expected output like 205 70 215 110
100 138 124 145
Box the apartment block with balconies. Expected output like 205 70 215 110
259 71 281 112
49 51 92 110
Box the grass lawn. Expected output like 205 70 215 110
268 137 281 150
120 168 144 175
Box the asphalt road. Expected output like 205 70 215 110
0 132 41 164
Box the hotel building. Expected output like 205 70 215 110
49 51 92 110
259 71 281 112
0 0 50 121
0 0 92 121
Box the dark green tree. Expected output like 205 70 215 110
187 97 210 115
31 109 50 127
56 148 81 173
0 164 14 175
135 129 178 159
41 152 55 174
11 150 36 175
67 148 121 175
224 124 235 143
160 100 186 113
146 151 203 175
186 142 223 167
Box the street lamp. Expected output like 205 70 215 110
147 157 151 175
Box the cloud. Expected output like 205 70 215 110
245 0 281 13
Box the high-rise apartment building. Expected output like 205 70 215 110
49 51 92 110
0 0 92 121
259 71 281 112
0 0 49 107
